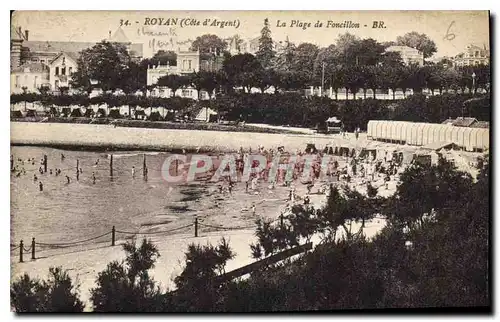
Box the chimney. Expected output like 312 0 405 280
24 30 29 41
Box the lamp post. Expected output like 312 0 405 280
21 86 27 112
471 72 477 95
321 61 325 97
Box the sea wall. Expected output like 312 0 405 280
11 122 335 153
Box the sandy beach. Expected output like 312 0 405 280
11 121 481 311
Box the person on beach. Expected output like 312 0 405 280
252 203 256 216
307 183 313 195
39 181 43 192
132 166 136 178
79 168 83 174
49 169 53 175
33 174 37 182
95 159 99 165
65 175 71 184
39 167 43 174
92 172 96 184
245 181 249 193
61 153 65 161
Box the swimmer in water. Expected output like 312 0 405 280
65 175 70 184
61 153 65 161
39 181 43 191
95 159 99 165
79 168 83 174
33 174 38 182
92 172 96 184
132 166 136 178
49 169 53 175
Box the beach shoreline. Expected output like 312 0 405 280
10 121 343 154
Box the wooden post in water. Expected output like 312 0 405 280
111 226 116 246
31 238 35 260
19 240 23 263
43 155 47 173
109 154 113 177
143 154 147 177
76 159 80 181
194 217 198 237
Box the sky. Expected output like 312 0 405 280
12 10 490 58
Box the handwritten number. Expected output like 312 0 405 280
444 21 456 41
119 19 130 27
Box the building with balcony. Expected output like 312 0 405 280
147 49 206 100
385 45 424 66
453 44 490 67
10 25 143 93
10 62 50 94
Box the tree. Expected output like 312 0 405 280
11 267 84 312
190 34 227 60
71 41 132 93
344 66 364 99
223 53 262 92
188 71 219 99
150 50 177 66
173 238 235 312
291 43 319 83
256 18 276 70
156 74 190 97
274 37 296 72
396 32 437 59
356 38 385 66
90 239 163 312
380 51 404 68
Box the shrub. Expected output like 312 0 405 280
11 267 84 312
90 238 163 312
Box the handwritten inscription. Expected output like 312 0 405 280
443 21 456 41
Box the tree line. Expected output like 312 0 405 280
11 158 490 311
64 20 489 99
11 92 490 131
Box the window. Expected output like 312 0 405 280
41 59 45 63
475 51 479 57
55 80 59 89
182 60 186 70
62 67 66 75
55 67 59 75
69 67 73 74
188 60 192 70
